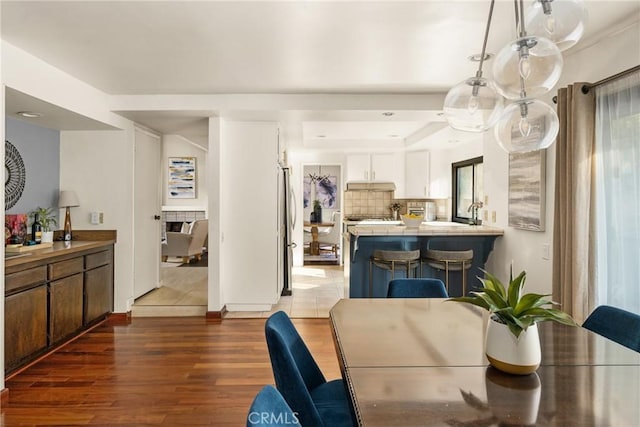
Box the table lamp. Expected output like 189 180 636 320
59 190 79 241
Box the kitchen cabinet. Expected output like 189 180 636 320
346 153 403 183
405 150 431 198
4 240 115 374
5 285 48 372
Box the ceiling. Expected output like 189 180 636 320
2 1 639 150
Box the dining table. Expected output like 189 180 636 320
329 298 640 426
304 221 335 255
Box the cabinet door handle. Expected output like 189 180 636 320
365 171 368 180
372 171 376 180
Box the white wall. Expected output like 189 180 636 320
219 121 280 311
162 134 208 209
60 129 136 312
483 19 640 295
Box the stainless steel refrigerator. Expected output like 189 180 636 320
280 165 296 296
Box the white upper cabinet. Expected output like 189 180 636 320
346 153 403 185
404 150 430 198
345 154 371 181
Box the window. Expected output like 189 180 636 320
452 156 483 224
594 71 640 313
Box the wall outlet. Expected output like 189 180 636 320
90 212 104 225
483 210 488 221
484 195 489 205
542 243 551 260
491 211 496 223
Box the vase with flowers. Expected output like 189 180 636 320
389 202 402 220
449 268 576 375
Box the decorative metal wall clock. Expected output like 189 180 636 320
5 140 26 210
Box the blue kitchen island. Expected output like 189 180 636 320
345 222 504 298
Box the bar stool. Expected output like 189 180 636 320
421 249 474 296
369 249 420 298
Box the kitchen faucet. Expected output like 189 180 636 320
467 201 484 225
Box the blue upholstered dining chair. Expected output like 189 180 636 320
386 278 449 298
582 305 640 352
265 311 355 427
246 385 299 426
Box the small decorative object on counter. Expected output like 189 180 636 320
390 202 402 220
448 268 577 375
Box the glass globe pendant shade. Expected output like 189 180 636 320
526 0 588 51
443 77 504 132
494 98 559 153
492 35 563 99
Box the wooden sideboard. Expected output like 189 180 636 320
5 238 115 375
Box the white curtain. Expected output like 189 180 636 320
594 71 640 313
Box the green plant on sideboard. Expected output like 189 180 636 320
28 206 57 232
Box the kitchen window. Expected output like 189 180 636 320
451 156 483 224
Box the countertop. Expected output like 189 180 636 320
347 222 504 236
5 240 116 269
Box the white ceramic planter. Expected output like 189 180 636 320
41 231 54 243
485 367 541 424
485 317 541 375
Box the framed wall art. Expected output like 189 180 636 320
168 157 196 199
508 150 546 231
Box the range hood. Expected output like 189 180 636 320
346 182 396 191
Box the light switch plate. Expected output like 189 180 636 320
90 212 100 225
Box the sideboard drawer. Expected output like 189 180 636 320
48 257 84 280
5 266 47 294
85 249 112 270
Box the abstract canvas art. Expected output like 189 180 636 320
508 150 546 231
168 157 196 198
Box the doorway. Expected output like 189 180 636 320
302 164 342 266
132 134 209 317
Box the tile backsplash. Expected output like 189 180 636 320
343 190 394 217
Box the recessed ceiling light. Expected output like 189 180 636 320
382 112 394 117
468 53 493 62
17 111 43 118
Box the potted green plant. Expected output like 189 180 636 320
28 207 57 243
449 269 577 375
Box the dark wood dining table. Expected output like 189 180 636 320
329 298 640 426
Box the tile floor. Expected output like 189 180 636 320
132 264 345 318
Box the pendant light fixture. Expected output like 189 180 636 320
443 0 504 132
492 0 563 100
526 0 588 52
494 98 559 152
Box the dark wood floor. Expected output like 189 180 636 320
2 316 341 425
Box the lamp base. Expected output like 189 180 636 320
63 207 72 241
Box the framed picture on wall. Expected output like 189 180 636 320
508 150 546 231
168 157 196 198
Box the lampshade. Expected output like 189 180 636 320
443 76 504 132
492 35 563 99
526 0 588 52
494 98 559 153
58 190 80 208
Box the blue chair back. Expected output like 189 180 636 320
387 278 449 298
583 305 640 352
265 311 326 426
247 385 299 426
